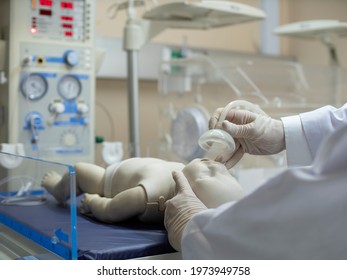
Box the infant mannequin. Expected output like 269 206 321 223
42 157 243 223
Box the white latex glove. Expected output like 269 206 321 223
164 171 207 251
209 108 285 168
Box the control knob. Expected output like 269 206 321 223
64 50 79 67
49 101 65 114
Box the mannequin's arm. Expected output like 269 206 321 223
80 186 147 223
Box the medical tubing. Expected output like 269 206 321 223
0 175 46 206
217 100 268 128
0 175 34 191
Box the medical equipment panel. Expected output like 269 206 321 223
0 0 96 164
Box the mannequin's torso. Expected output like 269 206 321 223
105 158 185 198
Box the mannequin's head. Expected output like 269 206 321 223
182 158 243 208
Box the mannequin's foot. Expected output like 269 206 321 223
41 171 69 203
79 193 99 215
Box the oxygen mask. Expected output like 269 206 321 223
198 127 235 159
198 100 267 159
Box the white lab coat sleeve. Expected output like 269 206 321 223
281 103 347 167
299 104 347 158
181 124 347 260
281 115 312 166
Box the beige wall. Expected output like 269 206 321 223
94 78 160 163
94 0 347 163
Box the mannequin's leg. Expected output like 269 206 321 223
74 162 105 195
42 162 105 203
79 186 146 223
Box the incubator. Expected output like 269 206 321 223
0 152 77 259
157 53 295 162
156 51 347 192
0 152 176 260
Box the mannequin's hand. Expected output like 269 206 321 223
210 108 285 168
164 171 207 251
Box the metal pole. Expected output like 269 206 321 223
322 38 340 106
127 49 140 157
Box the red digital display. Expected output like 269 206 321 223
39 0 52 7
61 16 73 21
61 2 74 9
65 31 73 37
62 23 73 29
39 9 52 16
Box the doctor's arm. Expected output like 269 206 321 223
209 108 285 168
172 161 347 259
164 171 207 251
211 103 347 168
282 103 347 166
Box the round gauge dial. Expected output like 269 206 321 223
58 75 82 100
61 130 78 147
171 106 209 162
21 73 48 101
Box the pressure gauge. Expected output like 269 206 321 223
58 75 82 100
21 73 48 101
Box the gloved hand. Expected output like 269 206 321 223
209 108 285 168
164 171 207 251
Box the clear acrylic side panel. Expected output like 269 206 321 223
0 152 76 259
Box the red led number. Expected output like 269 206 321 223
39 9 52 16
61 16 73 21
40 0 52 7
62 23 73 29
61 2 74 9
